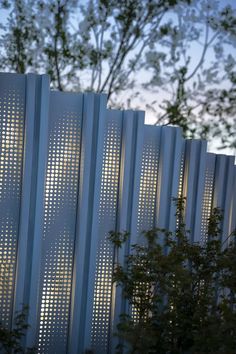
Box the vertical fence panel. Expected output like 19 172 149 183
111 110 145 352
229 167 236 236
134 125 161 239
68 93 107 354
213 155 235 244
192 142 208 243
200 153 216 243
82 94 107 352
128 113 145 244
221 156 235 244
14 74 48 316
35 92 83 353
168 129 184 232
84 109 123 353
182 140 207 242
155 126 183 231
0 73 26 328
25 75 50 348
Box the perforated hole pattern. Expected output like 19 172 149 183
178 154 185 199
137 135 159 234
38 110 81 353
176 152 185 230
200 169 214 244
91 118 122 353
132 133 160 322
0 88 24 328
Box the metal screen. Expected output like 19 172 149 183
0 72 235 354
0 74 25 328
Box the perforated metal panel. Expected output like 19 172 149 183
0 72 235 354
155 127 183 232
37 92 83 353
0 74 25 327
128 126 161 322
137 126 161 234
229 167 236 236
90 110 122 353
212 155 235 244
200 154 215 243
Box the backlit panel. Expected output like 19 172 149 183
91 113 122 353
131 128 160 322
137 128 160 234
200 165 215 244
0 83 25 327
176 153 185 226
178 150 185 199
37 94 82 353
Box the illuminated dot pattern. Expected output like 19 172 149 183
178 154 185 199
132 133 160 322
137 135 159 234
0 88 24 328
200 168 214 244
91 118 121 353
38 110 81 353
176 153 185 230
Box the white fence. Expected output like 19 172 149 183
0 72 235 354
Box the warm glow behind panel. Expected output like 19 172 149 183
0 76 25 328
137 127 160 235
200 156 215 243
91 111 122 353
37 93 82 354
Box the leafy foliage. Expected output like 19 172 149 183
0 305 37 353
109 206 236 354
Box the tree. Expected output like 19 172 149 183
109 205 236 354
0 0 235 149
144 1 236 149
0 305 37 353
